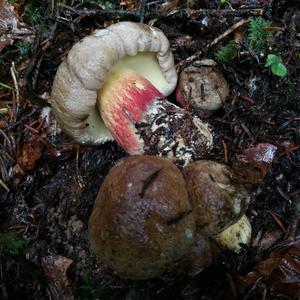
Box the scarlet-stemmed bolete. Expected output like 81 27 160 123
51 22 213 166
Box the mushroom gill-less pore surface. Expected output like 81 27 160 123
88 155 196 280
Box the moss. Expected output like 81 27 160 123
0 232 26 257
248 17 272 51
215 40 237 63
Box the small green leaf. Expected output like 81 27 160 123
265 54 281 67
271 62 287 77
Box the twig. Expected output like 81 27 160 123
139 0 148 23
271 212 286 232
75 145 84 189
10 62 19 122
222 140 228 163
167 7 264 18
176 18 249 71
58 4 140 21
0 179 9 192
210 19 249 48
0 82 15 91
0 108 9 115
59 3 264 21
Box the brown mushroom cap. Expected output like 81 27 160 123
183 160 250 236
170 231 212 278
88 155 195 280
176 59 229 112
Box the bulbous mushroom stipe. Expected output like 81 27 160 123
88 155 196 280
51 22 213 166
51 22 177 145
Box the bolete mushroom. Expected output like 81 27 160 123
215 214 252 252
176 59 229 113
51 22 213 166
183 160 251 252
88 155 197 280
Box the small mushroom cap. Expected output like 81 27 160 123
51 22 177 145
176 59 229 111
88 155 195 280
183 160 250 236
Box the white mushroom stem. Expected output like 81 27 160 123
214 214 252 253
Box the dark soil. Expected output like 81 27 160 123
0 0 299 299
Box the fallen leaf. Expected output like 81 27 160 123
239 143 278 165
233 143 277 185
42 255 74 300
237 241 300 299
17 136 42 171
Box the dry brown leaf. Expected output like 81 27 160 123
42 255 74 300
233 143 277 185
237 241 300 299
17 136 42 171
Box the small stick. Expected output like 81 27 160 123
24 124 39 134
176 19 249 71
0 179 10 192
10 62 19 122
240 95 255 104
139 0 148 23
222 140 228 163
75 145 84 188
168 8 264 18
59 4 264 22
0 108 9 115
271 212 286 233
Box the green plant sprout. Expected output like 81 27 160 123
248 17 272 51
215 40 237 63
219 0 234 10
0 232 25 257
78 273 111 299
265 54 287 77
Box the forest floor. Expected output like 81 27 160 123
0 0 299 299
